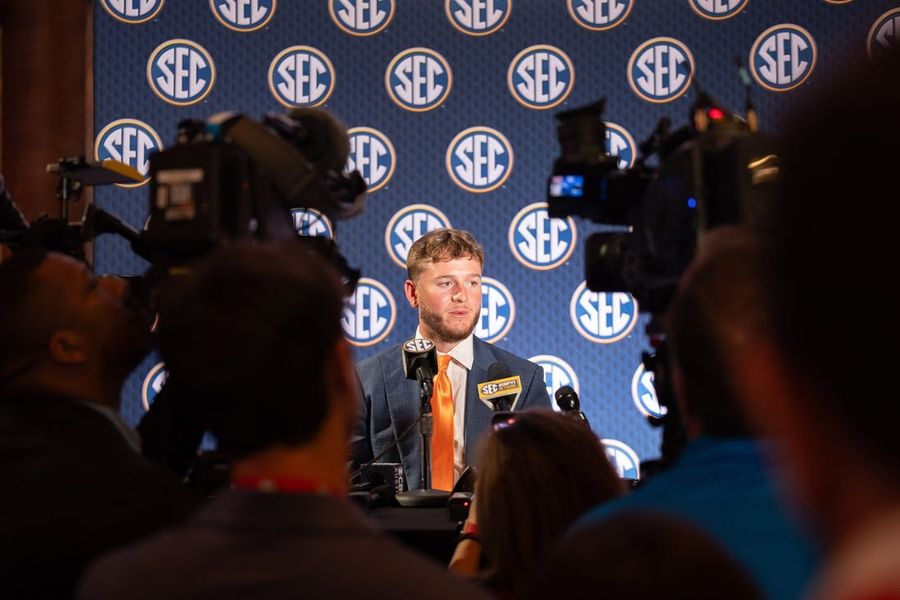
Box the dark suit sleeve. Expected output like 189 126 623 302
518 362 551 409
350 363 375 471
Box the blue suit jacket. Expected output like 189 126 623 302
353 337 550 490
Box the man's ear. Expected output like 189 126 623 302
403 279 419 309
48 330 89 365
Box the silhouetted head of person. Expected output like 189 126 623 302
475 408 624 594
157 240 353 460
526 511 762 600
0 249 152 407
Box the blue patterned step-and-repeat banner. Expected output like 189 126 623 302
94 0 899 475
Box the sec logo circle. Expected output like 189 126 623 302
475 277 515 343
347 127 396 193
446 0 511 36
628 37 694 103
446 127 514 193
750 24 817 92
94 119 163 188
508 45 574 110
101 0 164 24
508 202 577 271
147 39 216 106
269 46 336 108
291 208 334 239
384 204 452 268
602 439 640 480
687 0 748 21
529 354 580 409
141 362 167 412
342 278 397 347
570 283 638 344
385 48 453 112
210 0 276 32
631 363 667 418
330 0 394 36
567 0 633 31
868 8 900 60
604 122 636 169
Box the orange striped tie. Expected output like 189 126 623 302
431 354 455 491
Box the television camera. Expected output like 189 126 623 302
1 108 366 302
547 79 779 469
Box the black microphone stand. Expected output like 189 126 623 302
395 365 451 508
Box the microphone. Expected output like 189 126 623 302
401 338 438 403
478 361 522 412
555 386 591 428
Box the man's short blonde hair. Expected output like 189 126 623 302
406 228 484 281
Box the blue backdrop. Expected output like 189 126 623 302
93 0 899 477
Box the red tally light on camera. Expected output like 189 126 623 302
708 107 725 121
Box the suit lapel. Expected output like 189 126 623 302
381 345 423 488
464 338 495 465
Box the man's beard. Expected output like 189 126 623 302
419 304 478 345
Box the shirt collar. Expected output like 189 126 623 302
414 327 474 371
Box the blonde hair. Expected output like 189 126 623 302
405 228 484 281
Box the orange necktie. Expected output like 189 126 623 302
431 354 455 491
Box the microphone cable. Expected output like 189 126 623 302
349 413 425 484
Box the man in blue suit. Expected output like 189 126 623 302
353 228 550 491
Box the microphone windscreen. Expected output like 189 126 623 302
555 385 580 412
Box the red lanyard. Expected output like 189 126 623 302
232 475 343 498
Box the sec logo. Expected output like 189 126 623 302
508 45 574 110
330 0 394 36
446 127 514 193
631 363 667 418
604 122 636 169
628 37 694 103
476 277 515 343
750 24 817 92
385 204 452 268
290 208 334 239
101 0 164 24
147 39 215 106
269 46 335 108
347 127 396 193
94 119 163 188
570 283 638 344
141 362 167 411
602 439 641 480
509 202 577 271
688 0 748 21
868 8 900 60
567 0 633 31
404 338 435 353
210 0 276 32
342 278 396 347
385 48 453 112
446 0 511 36
529 354 580 410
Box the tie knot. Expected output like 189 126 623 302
438 354 452 372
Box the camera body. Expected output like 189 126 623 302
547 98 777 313
144 112 366 264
